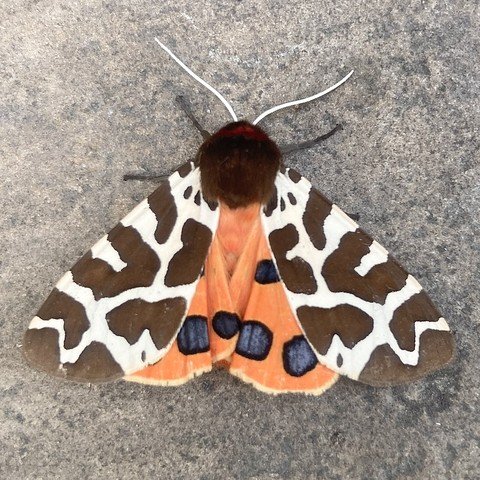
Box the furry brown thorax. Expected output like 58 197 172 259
196 121 282 209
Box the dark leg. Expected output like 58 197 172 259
123 173 169 181
176 96 211 140
279 124 343 155
124 96 210 181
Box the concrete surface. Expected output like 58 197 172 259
2 1 479 479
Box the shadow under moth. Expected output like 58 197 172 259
23 40 454 395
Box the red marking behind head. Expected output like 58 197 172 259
214 121 270 141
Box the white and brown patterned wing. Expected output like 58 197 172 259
262 167 454 386
24 162 219 382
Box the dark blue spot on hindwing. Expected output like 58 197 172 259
177 315 210 355
235 321 273 361
212 311 241 339
283 335 318 377
255 259 280 284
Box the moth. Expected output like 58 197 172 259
23 41 455 395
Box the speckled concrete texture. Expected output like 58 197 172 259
2 1 479 479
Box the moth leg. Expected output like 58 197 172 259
279 124 343 155
176 95 211 140
123 173 169 181
123 96 211 182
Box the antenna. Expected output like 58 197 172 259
155 38 238 122
252 70 354 125
155 39 353 126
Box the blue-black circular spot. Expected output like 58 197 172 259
235 321 273 361
177 315 210 355
255 259 280 284
212 311 241 339
283 335 318 377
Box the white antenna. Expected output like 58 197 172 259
252 70 354 125
155 38 238 122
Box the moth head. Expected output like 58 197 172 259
196 121 282 209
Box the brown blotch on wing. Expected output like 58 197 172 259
164 219 213 287
390 291 444 352
322 230 408 303
107 297 186 350
297 304 374 355
287 168 302 183
269 224 317 294
358 329 455 386
63 341 124 382
148 182 178 244
36 289 90 349
174 161 194 178
197 121 281 208
72 224 160 300
302 189 332 251
23 330 125 382
23 327 62 375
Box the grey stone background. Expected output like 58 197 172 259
2 1 479 479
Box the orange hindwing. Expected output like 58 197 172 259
127 203 338 394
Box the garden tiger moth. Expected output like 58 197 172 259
23 41 454 395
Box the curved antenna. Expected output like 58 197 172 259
252 70 354 125
155 38 238 122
